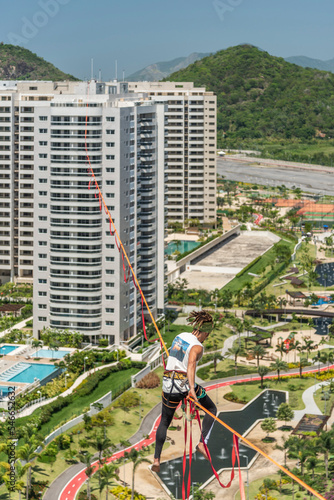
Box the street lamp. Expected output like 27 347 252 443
37 390 41 402
103 419 106 439
84 356 88 373
215 292 218 312
241 454 250 500
175 471 181 499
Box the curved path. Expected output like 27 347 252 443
47 362 333 500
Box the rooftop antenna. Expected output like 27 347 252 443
99 69 102 82
91 58 94 81
115 60 118 81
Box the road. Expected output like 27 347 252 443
217 158 334 195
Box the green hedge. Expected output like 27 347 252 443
235 256 261 278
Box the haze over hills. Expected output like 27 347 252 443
0 44 78 81
285 55 334 72
126 52 211 81
164 44 334 144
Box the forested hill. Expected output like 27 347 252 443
165 45 334 144
0 44 78 81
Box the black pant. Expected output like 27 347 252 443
154 385 217 460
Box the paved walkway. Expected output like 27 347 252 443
0 315 33 338
293 381 328 421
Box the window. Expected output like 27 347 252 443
106 321 114 326
106 270 114 274
106 180 115 185
39 141 47 146
106 244 114 249
39 203 47 208
39 241 47 246
39 178 47 183
38 316 47 321
106 256 114 262
39 166 47 171
38 216 47 221
106 142 115 147
106 155 115 160
106 117 115 121
39 129 47 133
106 130 115 134
38 303 47 308
106 295 114 300
38 279 47 283
106 193 114 198
39 228 47 233
39 191 47 196
38 291 47 296
106 167 115 173
39 116 47 121
106 283 114 287
106 308 114 313
39 153 47 158
38 254 47 258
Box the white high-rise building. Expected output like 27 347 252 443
128 82 217 225
0 80 166 344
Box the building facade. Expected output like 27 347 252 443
128 82 217 226
0 80 166 343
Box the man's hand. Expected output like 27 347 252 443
187 387 198 402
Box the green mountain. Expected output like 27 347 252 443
165 45 334 144
127 52 210 81
0 44 78 80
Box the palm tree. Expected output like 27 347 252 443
88 432 112 464
99 463 119 500
287 437 315 477
251 345 266 367
297 356 308 378
212 352 223 375
316 430 334 482
269 359 288 382
275 342 286 360
257 365 270 389
327 351 334 371
302 338 316 361
17 441 42 500
226 345 242 376
124 448 151 500
306 456 318 480
8 461 30 500
78 452 94 500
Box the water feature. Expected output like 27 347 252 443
316 262 334 288
33 348 71 359
157 390 286 499
165 240 200 255
0 345 19 356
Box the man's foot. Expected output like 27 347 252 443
196 443 210 461
152 461 160 473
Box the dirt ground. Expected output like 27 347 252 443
118 386 298 499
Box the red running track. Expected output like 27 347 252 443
59 367 332 500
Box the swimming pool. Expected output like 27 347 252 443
0 345 19 356
0 363 57 384
33 348 70 359
165 240 200 255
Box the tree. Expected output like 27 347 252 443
275 342 286 360
316 430 334 482
78 452 94 500
226 345 242 375
302 338 316 361
269 359 288 382
297 356 308 378
287 436 315 477
276 403 294 428
212 351 223 375
261 418 277 439
17 440 43 500
257 365 270 389
251 345 266 367
99 463 119 500
124 448 151 500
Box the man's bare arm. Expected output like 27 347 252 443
187 345 203 402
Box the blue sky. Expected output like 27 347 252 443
2 0 334 79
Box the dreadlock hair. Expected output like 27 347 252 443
187 310 213 330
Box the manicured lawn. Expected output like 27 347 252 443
314 385 334 415
229 377 316 410
235 473 320 500
16 367 138 437
197 358 258 380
